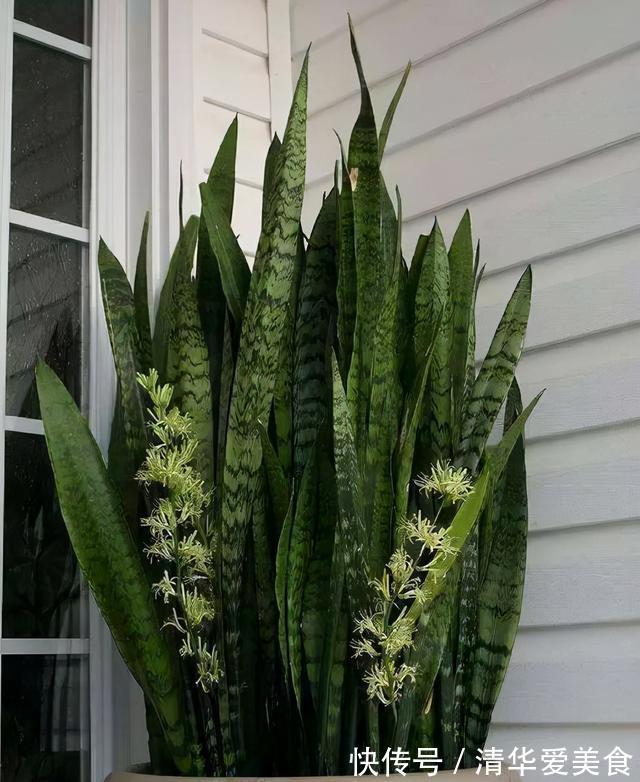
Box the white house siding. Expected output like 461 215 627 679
292 0 640 776
170 0 293 262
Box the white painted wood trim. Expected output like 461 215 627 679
13 19 92 60
4 415 44 434
0 0 14 767
150 0 170 307
0 637 90 655
9 208 90 243
266 0 293 138
91 1 130 778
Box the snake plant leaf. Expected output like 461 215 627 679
287 445 318 709
35 362 202 776
313 452 348 773
490 388 543 480
275 495 295 685
293 186 337 477
134 213 152 372
466 380 529 755
414 220 448 367
396 471 490 754
153 216 200 380
261 132 281 227
274 225 305 478
448 210 474 447
414 220 452 462
407 232 430 307
207 114 237 220
395 331 437 528
335 140 357 378
251 469 278 707
302 445 338 724
367 191 404 576
331 352 367 611
220 52 308 764
258 422 289 530
458 265 532 472
98 238 147 524
166 270 215 492
346 18 383 449
215 310 235 486
394 587 455 749
378 61 411 161
200 182 250 324
464 244 482 407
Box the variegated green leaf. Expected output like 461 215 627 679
98 239 147 524
448 210 474 448
378 61 411 161
36 363 202 776
294 187 337 476
220 54 308 767
134 213 152 372
200 182 250 324
466 381 529 755
458 266 532 472
153 216 200 380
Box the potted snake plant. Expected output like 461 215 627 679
37 21 536 781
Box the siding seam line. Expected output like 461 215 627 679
200 27 268 58
296 0 552 85
401 131 640 227
202 96 270 124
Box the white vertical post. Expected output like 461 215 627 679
0 0 13 772
266 0 293 139
91 0 129 778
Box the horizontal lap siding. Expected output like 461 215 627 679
193 0 270 256
292 0 640 776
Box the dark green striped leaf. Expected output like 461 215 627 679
293 187 337 477
458 266 532 472
133 213 152 372
36 363 202 776
378 61 411 161
466 381 529 755
448 210 474 448
220 54 309 766
200 182 250 324
98 239 147 524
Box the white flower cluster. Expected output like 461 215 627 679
137 369 220 692
352 461 473 706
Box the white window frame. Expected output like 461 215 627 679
0 1 136 780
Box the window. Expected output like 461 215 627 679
0 2 93 780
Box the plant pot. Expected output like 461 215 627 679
106 771 515 781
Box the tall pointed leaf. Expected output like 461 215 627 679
378 61 411 161
200 183 250 324
448 210 474 448
153 216 200 380
458 266 532 472
134 213 152 372
293 187 337 476
98 239 147 523
36 363 202 775
220 54 309 768
466 381 529 754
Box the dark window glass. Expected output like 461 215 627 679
2 433 81 638
14 0 91 45
1 655 88 782
6 227 84 418
11 39 88 226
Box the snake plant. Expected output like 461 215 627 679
36 23 541 777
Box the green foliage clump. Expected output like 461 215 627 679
36 22 541 778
